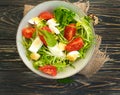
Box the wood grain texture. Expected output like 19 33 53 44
0 0 120 95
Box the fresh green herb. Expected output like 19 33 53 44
22 37 32 49
33 46 69 72
57 33 68 44
54 7 76 27
75 16 94 58
37 19 46 28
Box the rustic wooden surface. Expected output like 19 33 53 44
0 0 120 95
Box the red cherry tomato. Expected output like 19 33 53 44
38 11 54 20
39 26 52 46
65 37 84 52
39 65 57 76
64 23 76 41
41 26 52 33
39 35 47 46
22 27 35 38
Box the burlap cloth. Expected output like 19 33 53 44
23 1 109 78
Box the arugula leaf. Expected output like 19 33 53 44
79 16 93 41
75 16 94 58
33 46 69 71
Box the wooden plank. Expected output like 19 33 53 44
0 71 120 95
0 0 120 95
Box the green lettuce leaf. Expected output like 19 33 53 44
40 30 57 47
54 7 76 26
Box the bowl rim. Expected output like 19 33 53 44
16 1 96 79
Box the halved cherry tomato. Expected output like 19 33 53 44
41 26 52 33
65 37 84 52
38 11 54 20
22 27 35 38
39 65 57 76
39 26 52 46
39 35 47 46
64 23 76 41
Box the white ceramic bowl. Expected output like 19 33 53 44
16 1 95 79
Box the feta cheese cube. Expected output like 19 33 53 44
30 52 40 60
29 36 43 53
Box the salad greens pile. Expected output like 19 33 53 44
54 7 76 27
22 7 94 76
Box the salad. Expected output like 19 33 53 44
22 7 94 76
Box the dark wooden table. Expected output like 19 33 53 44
0 0 120 95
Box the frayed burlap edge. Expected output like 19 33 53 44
79 35 110 78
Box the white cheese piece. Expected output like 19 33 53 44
29 36 43 53
67 51 80 61
49 25 60 34
46 18 60 34
48 44 65 58
30 52 40 60
46 18 59 26
28 17 40 25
